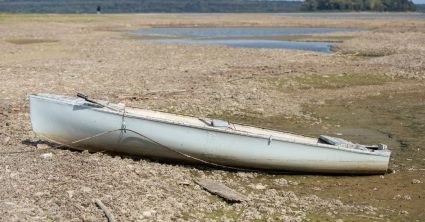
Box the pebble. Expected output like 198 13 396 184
37 144 50 149
400 210 409 215
248 183 267 190
289 181 299 186
177 181 191 186
273 178 288 186
40 153 53 159
142 210 157 218
3 136 10 144
66 190 74 198
30 138 41 144
254 184 267 190
81 186 92 193
412 179 421 184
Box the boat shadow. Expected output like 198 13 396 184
21 139 392 176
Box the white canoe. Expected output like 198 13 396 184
29 93 391 174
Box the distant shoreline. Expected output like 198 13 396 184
0 0 423 13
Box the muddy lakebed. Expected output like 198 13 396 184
0 13 424 221
208 89 425 221
130 27 360 52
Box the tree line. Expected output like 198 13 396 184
302 0 417 11
0 0 302 13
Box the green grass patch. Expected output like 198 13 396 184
334 46 396 57
353 50 396 57
267 73 394 91
306 211 380 222
297 73 391 89
202 207 245 220
304 91 425 169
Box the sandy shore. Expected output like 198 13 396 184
0 13 424 221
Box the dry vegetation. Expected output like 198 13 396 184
0 13 424 221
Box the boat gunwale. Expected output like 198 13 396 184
30 94 391 158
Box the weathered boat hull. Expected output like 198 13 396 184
29 94 391 174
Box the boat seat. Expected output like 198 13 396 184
199 118 230 128
318 135 354 146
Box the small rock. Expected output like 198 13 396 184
336 219 344 222
400 210 409 215
403 195 411 200
379 175 384 179
378 214 384 218
312 187 322 191
37 144 50 150
142 210 156 218
373 187 378 191
30 138 41 144
412 179 421 184
254 184 266 190
66 190 74 198
34 192 45 197
254 108 264 114
3 136 10 144
40 153 53 159
177 181 191 186
81 186 92 193
249 183 266 190
288 181 299 186
273 178 288 186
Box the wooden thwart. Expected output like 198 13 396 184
195 178 247 202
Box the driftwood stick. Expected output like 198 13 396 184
94 199 115 222
195 178 247 202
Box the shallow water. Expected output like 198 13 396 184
132 27 357 37
131 27 357 52
145 38 333 52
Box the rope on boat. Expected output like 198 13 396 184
1 127 255 172
0 129 122 155
119 128 253 171
2 93 257 171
